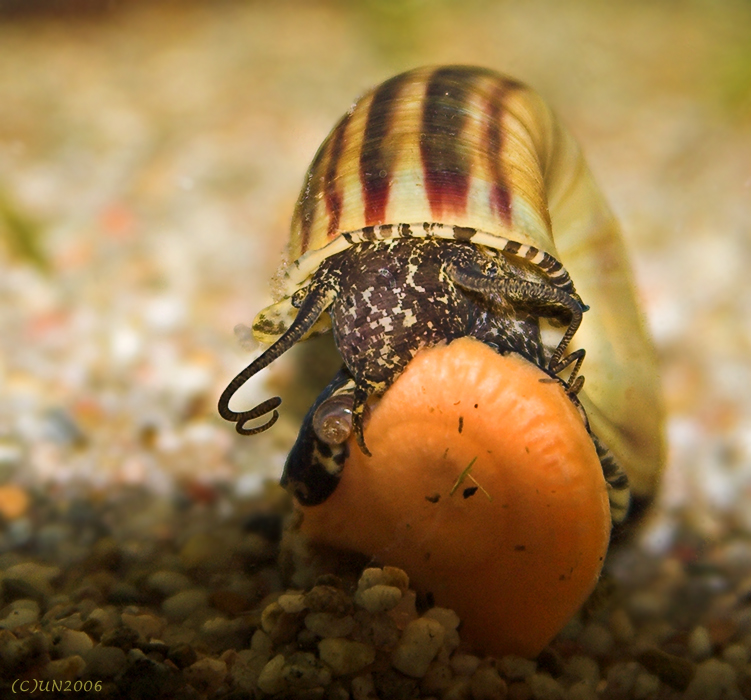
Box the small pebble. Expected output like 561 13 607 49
421 661 454 695
356 584 403 613
687 625 713 660
565 682 597 700
44 654 86 681
609 608 635 644
578 621 613 657
353 609 400 649
391 617 446 678
146 570 193 597
527 672 564 700
230 648 268 692
122 611 167 640
351 673 378 700
257 653 288 695
278 592 307 613
451 653 481 676
183 657 227 695
318 638 375 676
507 681 533 700
4 562 60 599
564 655 599 689
499 656 537 681
281 651 332 688
603 662 640 700
251 628 273 655
0 599 40 629
305 611 355 638
722 642 750 668
54 628 94 657
304 585 354 615
637 648 696 691
470 665 507 700
442 676 472 700
162 588 209 622
83 645 127 678
632 671 661 700
423 607 461 632
683 658 739 700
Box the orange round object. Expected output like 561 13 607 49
298 337 611 658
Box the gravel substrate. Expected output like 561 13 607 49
2 486 751 699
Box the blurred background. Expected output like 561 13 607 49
0 0 750 546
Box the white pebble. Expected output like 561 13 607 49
278 593 307 614
54 629 93 657
257 654 287 695
356 584 402 613
0 605 39 630
319 638 375 676
423 607 461 631
358 568 390 590
687 625 713 661
391 618 446 678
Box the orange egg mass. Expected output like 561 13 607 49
298 336 611 658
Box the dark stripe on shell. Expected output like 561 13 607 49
503 241 522 255
524 246 540 261
325 112 351 238
360 73 407 226
485 79 513 225
421 67 475 218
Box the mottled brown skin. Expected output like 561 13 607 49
286 237 584 456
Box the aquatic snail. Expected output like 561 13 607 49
218 66 664 656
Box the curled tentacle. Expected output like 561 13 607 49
218 272 340 435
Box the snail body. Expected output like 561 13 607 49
219 65 662 518
218 66 664 654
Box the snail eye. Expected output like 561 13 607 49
312 395 355 445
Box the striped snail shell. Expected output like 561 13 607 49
218 65 664 527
